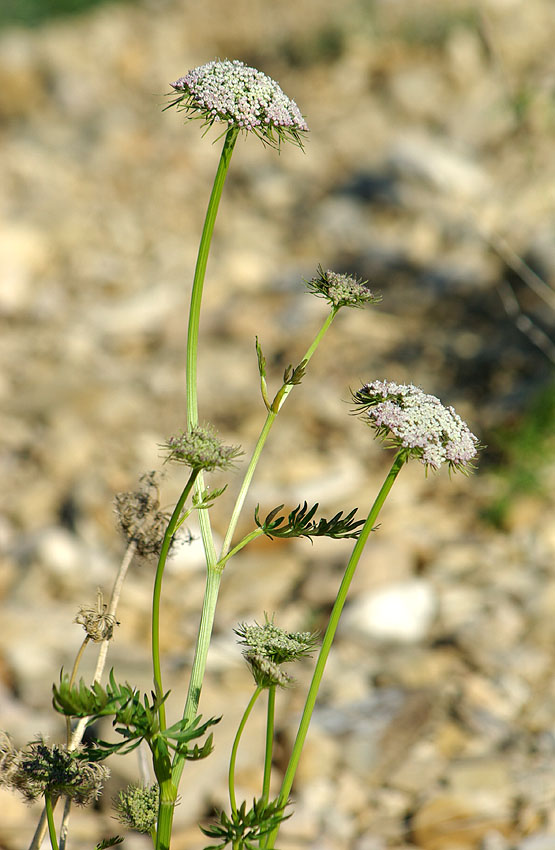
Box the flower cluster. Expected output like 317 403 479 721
114 784 159 834
162 425 242 472
353 380 479 472
167 59 308 147
235 617 318 689
2 739 108 805
306 266 380 310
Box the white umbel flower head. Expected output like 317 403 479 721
166 59 308 148
353 380 480 472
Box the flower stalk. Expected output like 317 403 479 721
263 451 407 848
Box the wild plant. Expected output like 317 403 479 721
1 59 479 850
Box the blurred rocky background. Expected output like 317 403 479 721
1 0 555 848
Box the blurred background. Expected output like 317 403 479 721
1 0 555 848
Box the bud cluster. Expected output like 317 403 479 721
114 784 159 834
306 266 380 310
162 425 242 472
235 617 318 689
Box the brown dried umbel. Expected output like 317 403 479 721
114 472 171 556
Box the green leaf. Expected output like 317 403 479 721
95 838 124 850
255 336 267 379
199 797 290 848
282 358 306 386
254 501 365 541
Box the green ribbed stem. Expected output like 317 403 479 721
152 470 199 730
263 451 406 849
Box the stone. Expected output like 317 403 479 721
342 579 438 643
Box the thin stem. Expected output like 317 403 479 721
70 540 137 749
60 633 90 847
157 128 239 850
221 306 339 559
30 543 138 850
65 637 89 744
186 126 238 429
265 452 406 849
187 128 238 574
58 798 72 850
172 565 222 787
152 469 199 729
262 686 276 804
220 411 276 558
217 527 266 569
229 686 263 814
44 794 59 850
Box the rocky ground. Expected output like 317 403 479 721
1 0 555 848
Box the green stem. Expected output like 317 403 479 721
262 686 276 804
156 782 178 850
220 412 276 558
229 686 263 814
152 469 199 729
158 128 239 850
44 795 59 850
170 565 223 802
65 636 89 745
265 451 406 849
217 527 265 570
186 126 238 430
220 306 339 559
188 127 239 575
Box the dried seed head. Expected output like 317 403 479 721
11 741 109 805
0 732 17 787
114 784 159 834
75 589 117 642
162 425 242 472
306 266 380 309
114 472 170 556
167 59 308 148
353 380 480 472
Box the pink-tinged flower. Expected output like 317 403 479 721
353 380 480 472
166 59 308 148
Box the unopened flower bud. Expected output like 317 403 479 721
306 266 380 310
162 425 242 472
114 784 159 834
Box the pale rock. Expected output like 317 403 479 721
388 134 489 198
517 836 555 850
342 579 438 643
0 225 49 314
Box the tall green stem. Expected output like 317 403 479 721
158 127 239 850
152 469 199 729
188 126 239 570
220 306 339 559
186 126 238 430
264 451 406 848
